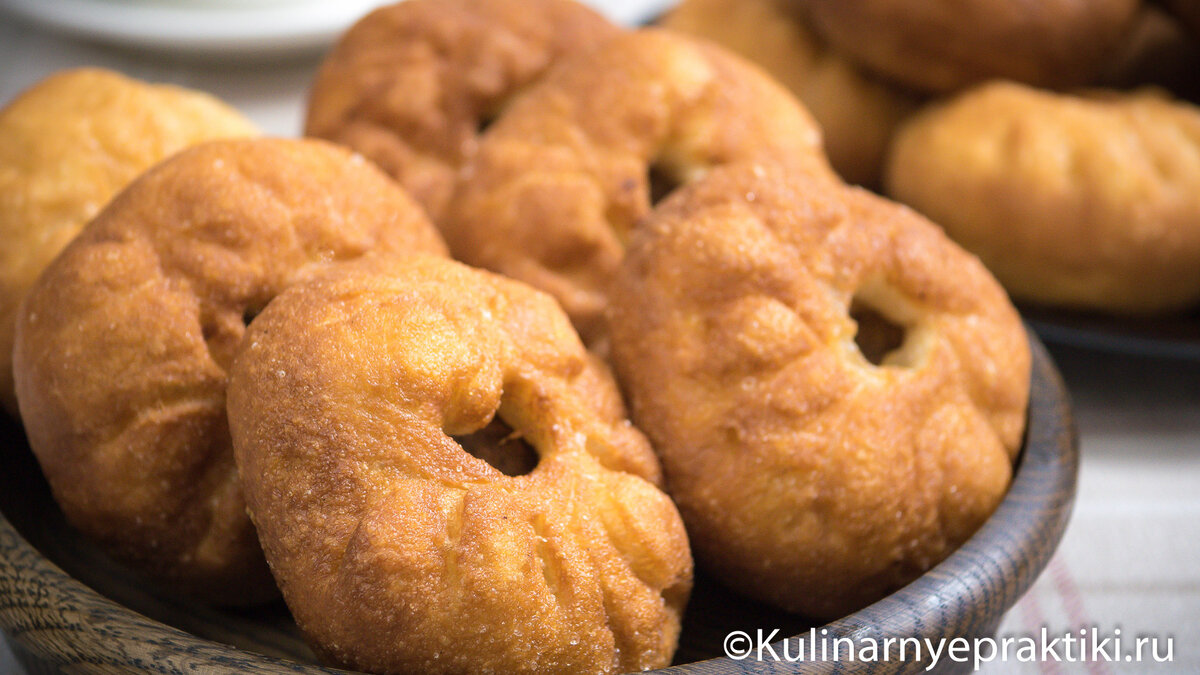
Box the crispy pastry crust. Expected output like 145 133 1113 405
446 29 831 347
228 255 692 674
0 68 257 416
610 161 1029 619
13 138 446 603
305 0 619 221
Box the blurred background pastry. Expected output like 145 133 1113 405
305 0 620 222
886 81 1200 316
804 0 1141 93
659 0 916 187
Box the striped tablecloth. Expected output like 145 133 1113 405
991 345 1199 674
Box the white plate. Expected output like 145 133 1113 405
0 0 672 61
0 0 396 60
585 0 675 25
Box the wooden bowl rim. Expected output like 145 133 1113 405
0 329 1077 674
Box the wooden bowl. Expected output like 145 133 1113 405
0 330 1076 675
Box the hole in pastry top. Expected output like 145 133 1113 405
454 416 539 477
647 150 710 210
242 307 260 327
648 162 683 206
476 94 511 136
850 299 906 366
476 114 498 135
847 281 925 369
242 298 271 327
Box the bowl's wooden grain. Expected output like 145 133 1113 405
0 330 1076 675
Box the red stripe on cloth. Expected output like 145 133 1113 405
1017 587 1066 675
1049 557 1112 675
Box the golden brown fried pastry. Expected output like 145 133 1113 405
886 81 1200 315
610 161 1029 619
446 28 832 346
227 255 692 674
13 138 447 604
305 0 619 221
806 0 1141 93
660 0 917 187
0 68 257 417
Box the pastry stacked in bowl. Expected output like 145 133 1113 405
4 0 1137 672
662 0 1200 319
